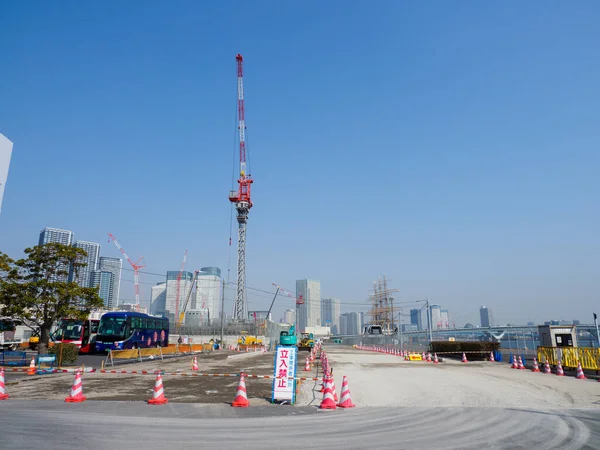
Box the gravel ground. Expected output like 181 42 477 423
325 345 600 408
3 350 316 405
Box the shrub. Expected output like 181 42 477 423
48 343 79 364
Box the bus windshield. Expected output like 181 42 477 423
98 316 128 339
56 320 84 340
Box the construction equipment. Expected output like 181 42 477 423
108 233 145 310
228 53 254 322
237 331 263 349
177 270 200 333
174 250 188 326
298 332 314 352
280 325 297 346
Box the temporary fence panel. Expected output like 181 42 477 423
0 350 27 366
537 346 600 370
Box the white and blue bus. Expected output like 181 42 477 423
95 312 169 352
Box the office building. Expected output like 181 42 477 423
321 298 341 334
150 282 167 315
296 279 321 332
0 134 13 214
38 227 74 281
441 309 449 329
70 241 100 287
480 306 494 328
195 267 222 325
98 257 122 306
340 312 362 335
430 305 442 329
284 309 296 325
165 271 194 324
91 270 115 309
410 309 422 331
184 309 207 328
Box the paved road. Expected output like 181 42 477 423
1 401 599 449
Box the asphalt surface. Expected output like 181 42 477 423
1 401 599 449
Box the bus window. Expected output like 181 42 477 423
98 317 127 337
91 321 99 334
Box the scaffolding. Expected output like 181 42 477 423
368 275 399 334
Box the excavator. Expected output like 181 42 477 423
279 324 297 346
298 332 314 352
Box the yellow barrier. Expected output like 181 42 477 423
139 348 163 358
537 346 600 370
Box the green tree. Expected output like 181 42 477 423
0 243 104 354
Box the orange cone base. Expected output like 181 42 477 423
148 397 168 405
65 395 86 403
338 400 355 408
0 394 9 401
232 397 249 407
319 400 337 410
532 368 540 372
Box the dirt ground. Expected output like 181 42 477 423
3 349 322 406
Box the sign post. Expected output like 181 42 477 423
272 345 297 404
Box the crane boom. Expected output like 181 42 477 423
177 270 199 331
108 233 145 309
174 249 188 324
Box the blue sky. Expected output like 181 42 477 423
0 1 598 326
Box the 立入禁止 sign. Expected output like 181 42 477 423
272 345 297 402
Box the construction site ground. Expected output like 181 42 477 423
3 348 322 405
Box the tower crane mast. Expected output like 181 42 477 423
175 249 188 324
228 53 254 322
107 233 145 310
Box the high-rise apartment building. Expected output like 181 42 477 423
410 309 422 331
284 309 296 325
38 227 74 281
321 298 341 334
165 271 194 324
150 282 167 315
98 257 122 306
296 279 321 332
480 306 494 328
430 305 442 329
340 312 362 335
440 309 449 329
91 270 115 309
0 133 13 214
195 267 222 325
70 241 100 287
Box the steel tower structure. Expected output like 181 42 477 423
228 53 253 321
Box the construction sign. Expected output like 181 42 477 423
272 345 297 403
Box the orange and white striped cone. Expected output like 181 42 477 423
304 357 311 372
330 373 338 403
531 358 540 372
0 368 9 400
433 353 439 364
27 357 36 375
517 356 525 370
556 360 564 376
319 373 337 410
511 355 518 369
192 356 199 371
232 373 249 407
310 351 315 362
337 376 355 408
489 351 495 362
65 370 86 403
576 362 587 379
421 352 426 360
461 352 468 363
427 353 432 363
544 360 551 374
147 373 168 405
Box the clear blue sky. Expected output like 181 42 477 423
1 1 598 326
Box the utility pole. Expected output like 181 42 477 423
594 313 600 348
398 311 403 350
426 299 433 344
220 279 225 348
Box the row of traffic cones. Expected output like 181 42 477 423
509 354 590 380
319 370 355 410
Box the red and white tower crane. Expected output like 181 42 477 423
174 249 188 323
228 53 254 321
107 233 145 310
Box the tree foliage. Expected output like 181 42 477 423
0 243 104 353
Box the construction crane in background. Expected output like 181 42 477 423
174 249 188 323
177 270 200 333
228 53 254 322
107 233 145 310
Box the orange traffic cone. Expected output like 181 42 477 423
544 360 551 374
427 353 432 363
337 376 355 408
65 370 86 403
511 355 518 369
531 358 540 372
556 360 564 376
303 357 311 372
576 362 587 379
517 356 525 370
433 353 439 364
489 351 495 362
461 352 468 363
0 368 9 400
192 356 199 371
232 373 249 407
319 373 337 410
27 357 36 375
330 373 338 402
421 352 426 360
147 373 168 405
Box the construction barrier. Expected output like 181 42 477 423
537 346 600 370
